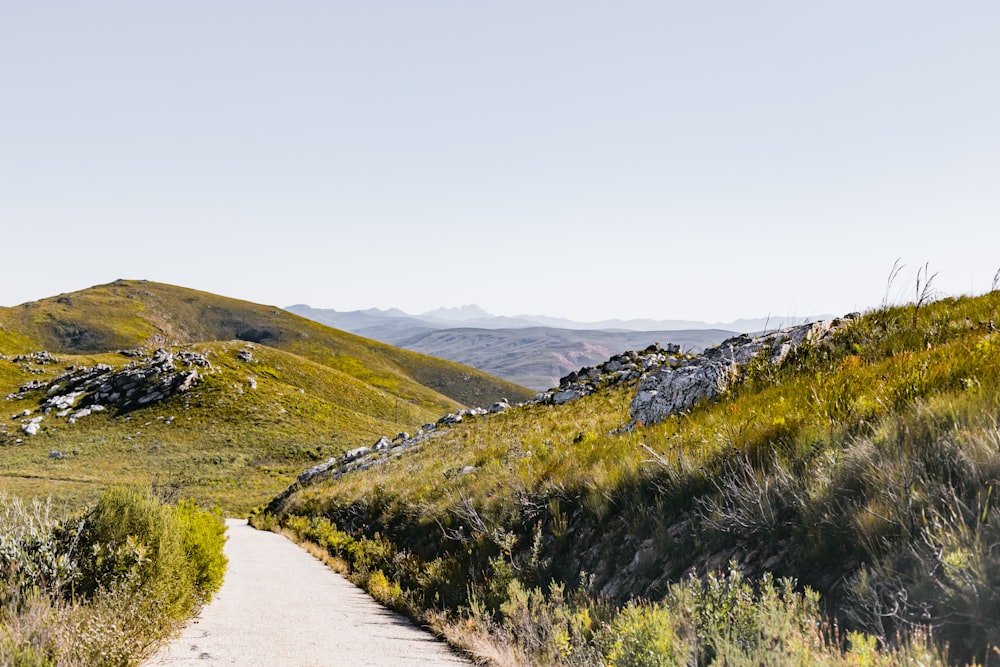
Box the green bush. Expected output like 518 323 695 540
175 499 227 600
1 488 227 666
602 600 692 667
77 486 192 618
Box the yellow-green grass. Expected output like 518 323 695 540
0 280 532 513
0 342 476 513
0 280 534 408
267 292 1000 663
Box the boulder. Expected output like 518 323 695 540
552 388 588 405
343 446 371 462
630 319 847 427
22 417 43 436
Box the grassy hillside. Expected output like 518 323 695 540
261 292 1000 665
0 280 533 408
0 281 532 512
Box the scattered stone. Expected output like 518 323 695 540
68 408 92 424
12 351 59 365
343 446 371 462
22 417 43 436
552 388 587 405
373 436 392 451
248 377 258 390
19 380 49 393
238 349 254 362
48 450 64 459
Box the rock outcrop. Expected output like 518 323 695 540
533 343 685 406
5 348 209 437
630 317 856 427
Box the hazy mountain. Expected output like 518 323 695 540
288 304 831 335
287 304 739 390
388 326 734 391
419 304 494 322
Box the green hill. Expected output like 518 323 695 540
261 292 1000 665
0 280 532 511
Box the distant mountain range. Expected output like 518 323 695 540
286 304 828 391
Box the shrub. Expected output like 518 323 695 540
174 498 228 600
1 489 227 666
602 600 692 667
76 486 193 618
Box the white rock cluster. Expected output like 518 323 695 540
630 317 857 427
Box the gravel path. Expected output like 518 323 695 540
145 519 472 667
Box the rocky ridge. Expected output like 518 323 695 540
630 316 857 426
4 348 209 440
290 318 854 490
532 343 685 406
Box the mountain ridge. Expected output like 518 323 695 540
287 303 832 333
286 304 737 390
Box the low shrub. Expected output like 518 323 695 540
0 488 227 666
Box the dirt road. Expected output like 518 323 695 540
145 519 472 667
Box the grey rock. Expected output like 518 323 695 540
630 319 844 426
48 450 64 459
297 457 338 484
373 436 392 451
23 417 43 436
553 388 588 405
343 446 371 462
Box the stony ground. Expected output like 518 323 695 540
144 520 472 667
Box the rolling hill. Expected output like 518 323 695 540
262 292 1000 664
0 280 532 511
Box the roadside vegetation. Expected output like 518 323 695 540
258 288 1000 665
0 487 226 666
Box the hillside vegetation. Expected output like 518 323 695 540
260 291 1000 665
0 281 531 512
1 487 226 666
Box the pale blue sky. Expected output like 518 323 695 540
2 2 998 322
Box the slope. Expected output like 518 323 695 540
0 281 532 512
0 280 533 408
263 292 1000 664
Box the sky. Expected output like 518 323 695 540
2 2 998 323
